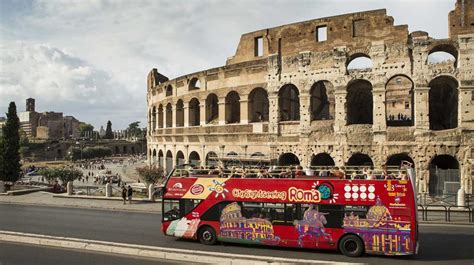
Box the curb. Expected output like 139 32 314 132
0 231 361 265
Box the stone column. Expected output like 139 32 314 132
268 91 279 134
218 97 226 125
171 104 176 128
414 86 430 132
183 104 189 127
240 99 249 124
299 94 311 132
459 85 474 128
334 86 347 133
372 85 386 142
200 102 206 126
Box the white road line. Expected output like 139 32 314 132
419 223 474 228
0 230 363 265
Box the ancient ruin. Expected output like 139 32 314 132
147 1 474 197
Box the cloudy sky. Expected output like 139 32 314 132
0 0 454 130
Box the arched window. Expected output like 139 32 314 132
386 75 414 127
347 54 373 71
206 151 219 167
165 103 172 128
429 155 459 196
151 106 157 131
427 44 458 67
225 91 240 124
279 84 300 121
158 104 164 128
248 88 269 122
206 94 219 124
188 98 200 126
189 77 201 90
176 151 185 166
310 81 334 121
176 100 184 127
347 153 373 166
278 153 300 166
166 85 173 96
386 153 415 168
166 150 173 174
158 150 164 168
189 151 201 167
152 149 157 164
346 79 373 125
311 153 335 166
429 76 458 130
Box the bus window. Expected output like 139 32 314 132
285 204 297 224
201 201 232 221
242 202 264 218
264 203 286 224
319 204 344 228
163 199 202 221
344 205 369 219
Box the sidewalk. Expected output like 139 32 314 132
0 192 160 213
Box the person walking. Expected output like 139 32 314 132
127 185 133 204
121 185 127 204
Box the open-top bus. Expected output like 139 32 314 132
161 165 418 257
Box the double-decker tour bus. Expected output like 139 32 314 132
161 164 418 257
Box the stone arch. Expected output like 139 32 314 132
429 154 460 196
429 76 458 130
176 100 184 127
347 153 374 166
158 150 164 168
311 153 335 166
166 150 173 173
346 53 373 71
278 152 300 166
152 149 157 164
386 153 415 167
346 79 373 125
188 98 200 126
386 75 414 127
206 93 219 124
248 87 269 122
176 150 185 166
189 77 201 91
279 84 300 121
151 106 157 131
225 91 240 124
165 103 172 128
427 43 458 67
189 151 201 167
206 151 219 167
310 81 334 121
158 104 164 128
165 85 173 96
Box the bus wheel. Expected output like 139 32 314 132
339 234 364 257
198 226 217 245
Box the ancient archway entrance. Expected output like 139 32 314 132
278 153 300 166
346 80 373 125
248 88 269 122
429 155 460 196
189 151 201 167
176 151 185 166
311 153 335 166
166 150 173 174
347 153 373 167
429 76 458 130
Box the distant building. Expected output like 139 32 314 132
18 98 82 140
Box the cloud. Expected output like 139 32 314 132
0 41 144 128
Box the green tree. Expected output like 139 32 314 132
127 121 142 138
79 123 94 137
38 168 82 185
136 165 164 185
104 120 113 139
0 102 21 185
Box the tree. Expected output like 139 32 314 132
104 120 113 139
136 165 164 185
127 121 141 137
38 168 82 185
0 102 21 185
79 123 94 137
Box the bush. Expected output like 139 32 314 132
136 165 165 185
38 168 83 185
67 146 112 160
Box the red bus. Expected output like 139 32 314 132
161 166 419 257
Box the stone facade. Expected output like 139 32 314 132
147 2 474 196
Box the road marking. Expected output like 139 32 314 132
0 230 363 265
419 223 474 229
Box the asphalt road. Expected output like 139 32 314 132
0 242 181 265
0 204 473 264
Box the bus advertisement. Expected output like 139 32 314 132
161 170 418 257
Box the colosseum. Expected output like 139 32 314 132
147 1 474 197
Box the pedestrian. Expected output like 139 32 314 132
121 185 127 204
127 185 133 204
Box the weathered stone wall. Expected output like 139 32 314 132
147 3 474 195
